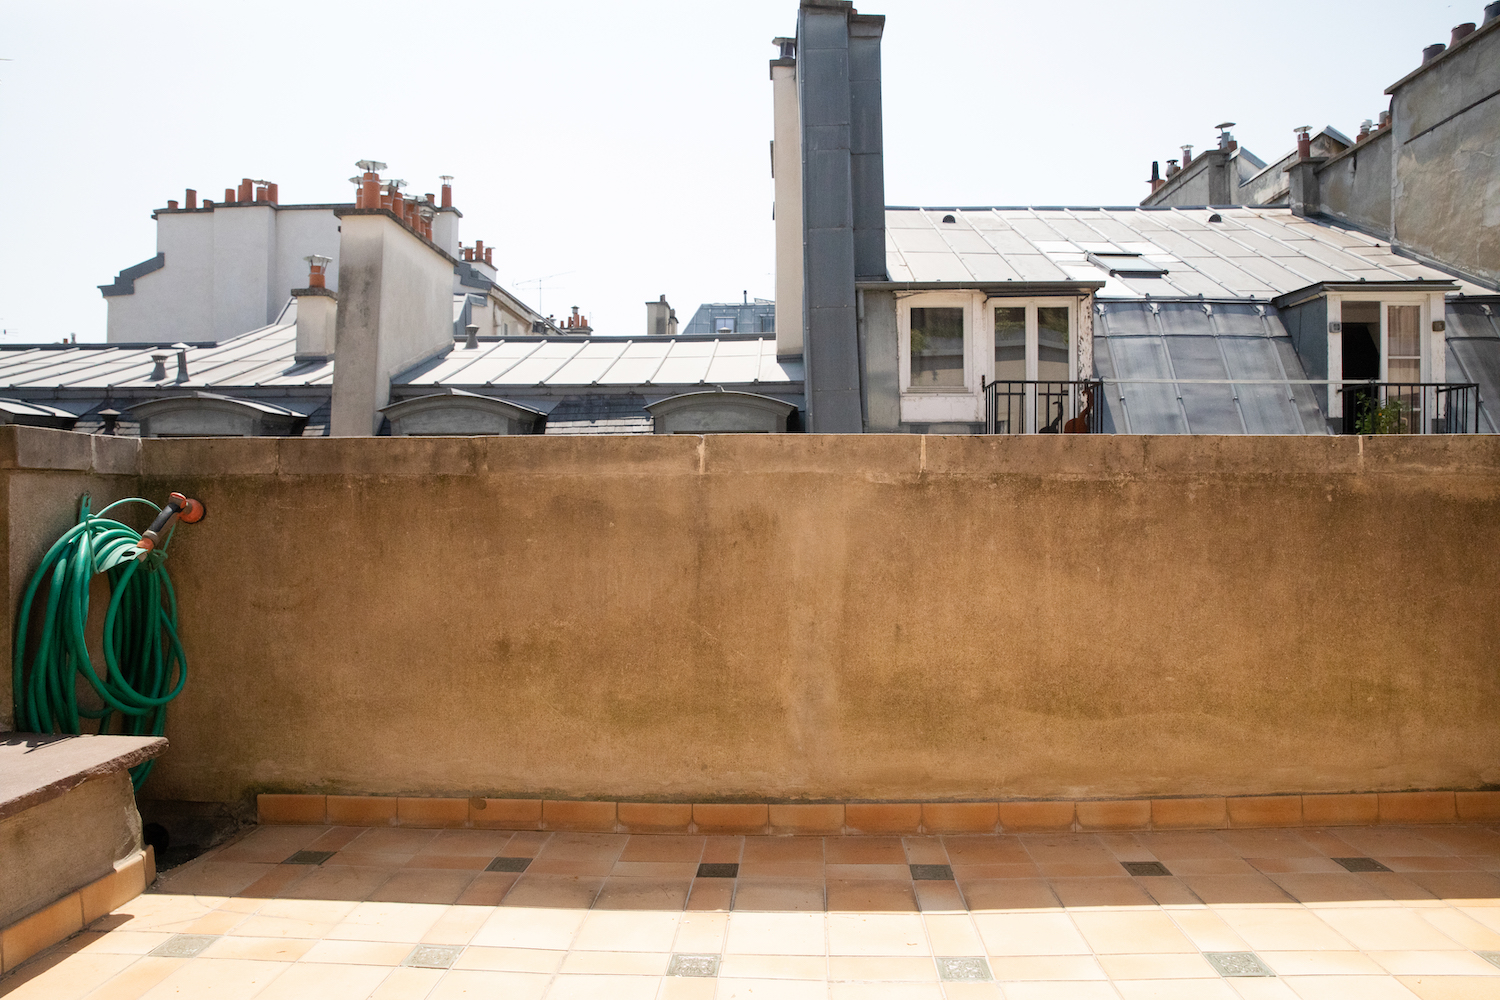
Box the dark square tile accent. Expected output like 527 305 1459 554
1122 861 1172 877
285 850 336 865
486 857 532 873
910 864 954 881
697 862 739 878
936 956 993 982
1479 951 1500 970
1333 857 1391 873
148 934 219 958
404 944 462 969
668 954 720 977
1204 951 1276 977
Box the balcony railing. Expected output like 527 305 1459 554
983 379 1104 435
1339 382 1480 435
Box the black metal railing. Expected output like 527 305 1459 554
983 379 1104 435
1339 382 1479 435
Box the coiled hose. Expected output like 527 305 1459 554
12 495 188 790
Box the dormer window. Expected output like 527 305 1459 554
1086 252 1168 278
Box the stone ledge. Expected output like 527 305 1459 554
0 849 150 976
256 790 1492 834
0 735 167 822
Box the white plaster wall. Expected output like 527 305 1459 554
106 212 215 343
432 209 461 259
330 213 456 436
271 208 342 308
773 62 804 358
212 206 276 340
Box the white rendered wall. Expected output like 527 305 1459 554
772 62 804 359
432 209 461 259
105 206 342 343
330 212 457 436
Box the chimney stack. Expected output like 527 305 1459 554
484 247 492 266
1423 42 1447 63
1487 2 1500 25
254 185 268 202
267 182 278 204
1181 145 1193 167
167 200 179 210
185 188 197 210
440 175 453 209
1295 126 1312 159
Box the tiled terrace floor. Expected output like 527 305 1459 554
8 824 1500 999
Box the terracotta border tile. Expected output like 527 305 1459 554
470 798 543 830
81 852 148 924
1456 791 1500 822
922 803 999 834
258 794 327 825
1227 796 1302 828
617 803 693 833
1302 793 1378 827
543 800 618 832
1153 798 1227 830
693 803 769 834
1077 800 1151 831
1379 791 1457 824
397 798 470 829
326 795 398 827
1 892 83 970
998 801 1076 832
845 803 922 834
769 804 844 835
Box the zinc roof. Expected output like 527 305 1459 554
885 206 1489 298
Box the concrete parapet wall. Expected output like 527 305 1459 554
1 427 1498 805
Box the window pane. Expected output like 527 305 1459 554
911 307 965 388
1038 306 1070 381
1342 301 1380 325
1388 358 1420 383
993 307 1025 382
1389 305 1420 358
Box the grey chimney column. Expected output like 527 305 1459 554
798 1 865 433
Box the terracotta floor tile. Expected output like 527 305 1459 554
499 874 604 909
827 913 929 956
1223 980 1302 1000
902 838 951 865
1268 872 1394 905
420 904 492 945
718 953 828 978
535 832 628 861
973 912 1090 955
685 879 736 911
454 945 566 972
1255 949 1384 974
1163 909 1250 951
826 864 912 881
59 929 172 955
1420 907 1500 949
1418 827 1500 855
1402 870 1500 903
425 969 550 1000
716 977 827 1000
733 878 825 912
1133 833 1241 860
1332 827 1453 857
950 863 1042 880
996 983 1119 1000
674 911 730 953
1034 862 1126 878
403 854 491 872
1294 829 1363 856
943 837 1032 866
825 838 908 865
154 862 277 897
922 913 983 954
1215 830 1325 859
254 898 358 922
422 829 515 855
453 872 518 906
1097 952 1219 978
325 901 448 943
471 906 587 950
0 951 137 1000
592 876 691 910
1070 910 1197 953
199 935 314 961
912 880 967 913
367 869 478 905
1357 872 1441 906
1140 877 1204 907
986 954 1106 980
347 828 440 854
307 827 368 852
825 879 919 913
607 862 697 880
1369 950 1500 976
1165 858 1258 876
548 973 662 999
1112 979 1239 999
1313 906 1468 951
1211 906 1357 951
237 865 311 900
182 909 251 935
69 955 184 1000
254 962 391 997
619 835 706 862
1380 856 1482 873
571 909 680 952
368 967 446 999
497 832 551 858
323 851 417 869
739 861 826 879
137 958 291 999
1178 874 1294 905
828 955 938 980
1245 856 1346 874
1049 877 1154 908
959 879 1060 912
742 838 826 863
559 949 669 975
725 912 827 956
526 858 615 877
938 984 1004 1000
1277 975 1425 1000
699 836 746 864
276 865 395 902
827 984 944 1000
214 826 329 863
1019 835 1114 865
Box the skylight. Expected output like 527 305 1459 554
1087 251 1169 277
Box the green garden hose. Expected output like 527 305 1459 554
12 495 193 790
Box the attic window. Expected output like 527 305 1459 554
942 214 956 224
1208 213 1223 223
1086 251 1168 278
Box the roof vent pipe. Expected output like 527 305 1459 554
1359 119 1373 140
1378 110 1391 130
465 324 479 349
1451 22 1477 44
97 408 120 436
1423 42 1447 63
1166 159 1180 177
149 353 168 381
173 343 190 382
1487 2 1500 25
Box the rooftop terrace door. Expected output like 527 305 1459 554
1341 301 1380 433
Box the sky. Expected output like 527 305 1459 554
0 0 1479 343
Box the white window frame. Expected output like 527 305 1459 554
982 297 1080 384
1327 292 1445 387
897 290 984 424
